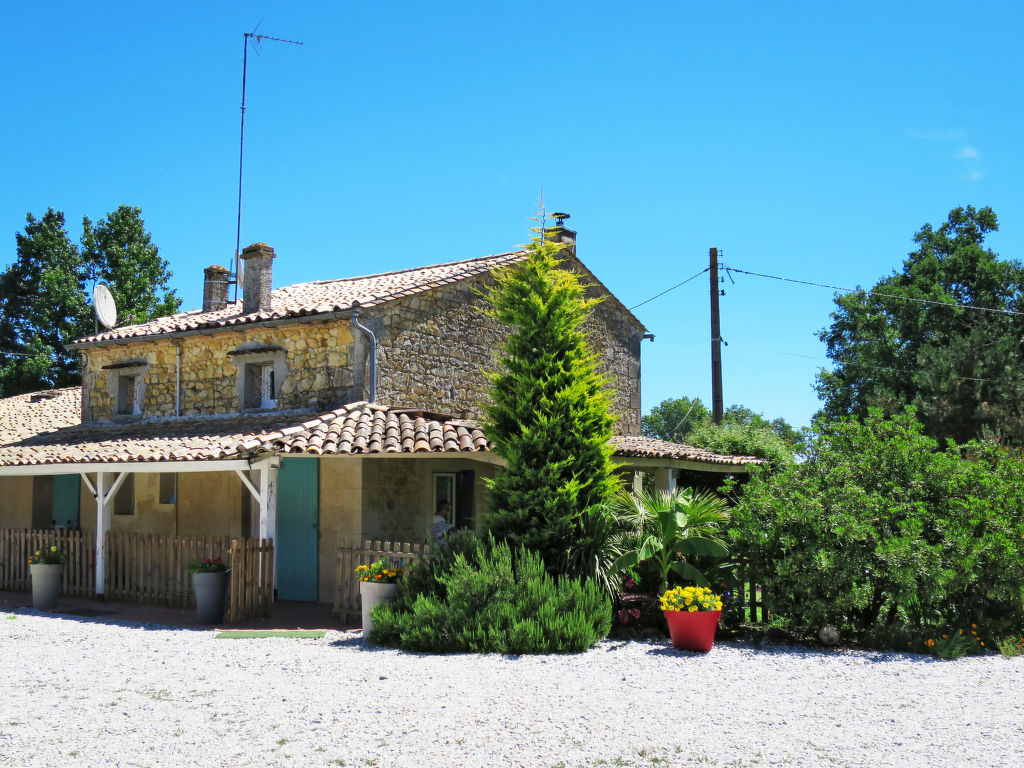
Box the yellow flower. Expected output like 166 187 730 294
50 545 57 552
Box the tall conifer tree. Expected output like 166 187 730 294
483 232 618 570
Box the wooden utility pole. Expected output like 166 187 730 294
710 247 724 425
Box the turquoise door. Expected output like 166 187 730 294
276 458 319 601
53 475 80 528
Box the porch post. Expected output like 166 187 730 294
632 471 644 495
94 471 128 597
254 458 279 544
654 468 677 495
95 473 111 596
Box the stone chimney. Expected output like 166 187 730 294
240 242 276 314
546 211 576 256
202 265 231 312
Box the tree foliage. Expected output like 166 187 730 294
0 205 180 396
729 408 1024 643
483 234 619 571
816 205 1024 444
643 396 803 463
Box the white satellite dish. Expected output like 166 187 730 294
93 284 118 329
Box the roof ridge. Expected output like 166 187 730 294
279 250 525 291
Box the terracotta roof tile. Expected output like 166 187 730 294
611 435 763 466
0 390 759 469
71 252 527 345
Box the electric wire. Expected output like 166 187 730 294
628 267 710 311
727 267 1024 318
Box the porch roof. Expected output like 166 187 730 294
0 390 761 471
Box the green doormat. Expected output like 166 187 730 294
215 630 326 639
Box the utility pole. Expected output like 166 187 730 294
710 247 724 425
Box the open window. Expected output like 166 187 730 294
229 345 287 412
116 374 141 415
103 359 149 418
244 362 277 410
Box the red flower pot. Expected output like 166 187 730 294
664 609 721 652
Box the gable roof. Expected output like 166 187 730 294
70 252 529 346
0 390 758 469
70 249 647 347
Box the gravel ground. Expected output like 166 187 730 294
1 610 1022 768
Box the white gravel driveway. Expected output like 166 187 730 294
1 610 1022 767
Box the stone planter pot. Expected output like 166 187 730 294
192 571 230 624
30 563 64 611
664 609 722 652
360 580 398 640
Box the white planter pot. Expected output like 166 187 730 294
30 563 64 611
359 580 398 640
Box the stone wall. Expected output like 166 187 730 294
79 256 643 433
81 321 356 422
371 258 644 435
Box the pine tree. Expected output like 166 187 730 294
483 233 619 571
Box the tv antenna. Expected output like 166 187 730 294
233 22 304 301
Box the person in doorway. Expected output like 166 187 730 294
431 499 453 541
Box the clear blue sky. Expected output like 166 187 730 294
4 1 1022 429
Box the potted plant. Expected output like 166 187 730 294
29 545 67 610
356 559 402 640
188 556 230 624
661 585 724 652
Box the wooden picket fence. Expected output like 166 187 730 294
334 539 431 625
104 532 233 607
0 529 95 596
227 537 275 622
0 529 274 622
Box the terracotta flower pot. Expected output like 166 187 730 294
360 580 398 640
30 563 64 611
664 609 721 652
192 571 229 624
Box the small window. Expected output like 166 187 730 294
245 363 277 410
433 472 456 526
159 473 177 505
116 374 141 416
114 475 135 516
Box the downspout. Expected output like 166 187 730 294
351 306 377 403
174 339 182 417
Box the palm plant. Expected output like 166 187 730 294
562 502 630 599
610 487 731 595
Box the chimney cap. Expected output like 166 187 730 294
550 212 570 226
204 264 231 275
241 242 276 257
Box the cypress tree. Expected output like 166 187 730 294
483 233 618 571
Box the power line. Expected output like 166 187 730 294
727 267 1024 318
629 266 710 311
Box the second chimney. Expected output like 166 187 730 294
202 265 231 312
546 211 576 256
240 242 276 314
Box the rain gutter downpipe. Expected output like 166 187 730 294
351 305 377 403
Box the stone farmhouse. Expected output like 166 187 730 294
0 222 758 604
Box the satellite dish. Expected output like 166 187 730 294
93 284 117 329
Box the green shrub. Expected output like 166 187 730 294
371 536 611 653
729 409 1024 644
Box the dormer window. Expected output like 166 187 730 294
230 344 287 412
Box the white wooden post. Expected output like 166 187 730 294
94 471 128 597
654 468 678 495
95 473 111 596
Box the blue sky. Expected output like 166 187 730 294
3 1 1022 429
